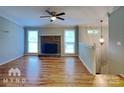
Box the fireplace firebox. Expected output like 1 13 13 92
42 43 57 54
39 36 61 56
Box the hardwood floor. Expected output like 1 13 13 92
0 56 124 87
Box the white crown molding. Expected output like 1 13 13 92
108 6 120 15
0 6 118 27
0 9 23 26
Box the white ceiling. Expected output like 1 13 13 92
0 6 119 27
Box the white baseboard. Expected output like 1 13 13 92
61 54 78 57
24 53 38 56
79 56 94 75
118 74 124 78
0 55 23 66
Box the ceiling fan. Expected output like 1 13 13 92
40 10 65 22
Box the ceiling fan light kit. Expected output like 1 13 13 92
51 16 56 21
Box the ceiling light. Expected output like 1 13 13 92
51 16 56 21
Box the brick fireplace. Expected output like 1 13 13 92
39 36 61 56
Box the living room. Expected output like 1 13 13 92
0 6 124 87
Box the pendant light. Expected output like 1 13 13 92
99 20 104 45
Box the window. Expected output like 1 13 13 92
64 30 75 54
28 31 38 53
87 30 98 34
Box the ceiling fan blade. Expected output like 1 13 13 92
56 17 64 20
40 16 51 18
56 12 65 16
46 10 53 15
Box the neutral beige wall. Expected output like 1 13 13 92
108 7 124 74
79 26 108 74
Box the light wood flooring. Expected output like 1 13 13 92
0 56 124 87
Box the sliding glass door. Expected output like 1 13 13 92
64 30 75 54
27 30 38 53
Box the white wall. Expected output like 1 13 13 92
78 26 108 74
108 7 124 74
79 42 96 75
0 16 24 65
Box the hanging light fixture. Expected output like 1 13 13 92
99 20 104 45
98 20 104 74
